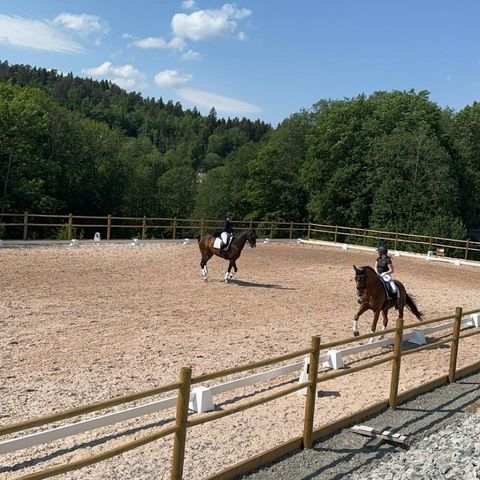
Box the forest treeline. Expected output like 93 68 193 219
1 61 480 239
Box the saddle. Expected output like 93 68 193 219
379 276 398 307
213 234 232 251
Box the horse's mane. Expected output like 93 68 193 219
356 265 376 276
233 228 254 240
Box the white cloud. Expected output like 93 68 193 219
177 87 261 114
181 49 202 61
171 4 252 41
182 0 197 10
238 31 247 41
131 36 168 49
129 35 186 51
446 75 453 83
0 14 84 53
83 62 147 90
154 69 192 88
53 13 109 37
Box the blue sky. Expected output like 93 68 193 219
1 0 480 126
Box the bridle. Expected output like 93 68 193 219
248 231 256 248
355 271 366 297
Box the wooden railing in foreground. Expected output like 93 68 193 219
2 307 479 480
1 212 480 261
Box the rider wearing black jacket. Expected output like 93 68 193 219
221 212 233 249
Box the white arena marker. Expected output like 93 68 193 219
69 239 80 247
342 244 347 250
0 239 3 247
182 238 191 245
189 386 214 413
131 238 140 247
94 232 101 242
408 329 426 345
263 238 271 244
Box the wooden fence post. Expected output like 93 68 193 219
141 216 147 240
394 232 398 251
334 225 338 243
68 213 73 240
389 317 404 409
200 219 205 238
289 221 293 240
171 366 192 480
107 215 112 240
448 307 463 384
464 240 469 261
303 336 321 449
362 228 367 246
307 222 311 240
172 217 177 239
428 236 432 252
23 211 29 240
270 222 274 239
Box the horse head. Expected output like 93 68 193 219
247 228 257 248
353 265 368 298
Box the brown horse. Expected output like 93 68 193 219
198 228 257 281
353 265 423 338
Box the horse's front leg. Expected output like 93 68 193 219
353 303 369 336
224 261 234 282
228 261 238 279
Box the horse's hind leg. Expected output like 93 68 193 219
379 309 389 339
368 311 381 343
200 254 212 280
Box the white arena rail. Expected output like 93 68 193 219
0 359 321 455
2 313 478 455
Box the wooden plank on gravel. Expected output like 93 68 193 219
350 424 408 445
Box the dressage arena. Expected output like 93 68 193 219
1 241 480 479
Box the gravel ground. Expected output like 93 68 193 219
241 370 480 480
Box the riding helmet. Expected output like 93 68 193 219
377 245 388 254
226 212 233 219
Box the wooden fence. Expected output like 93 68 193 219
2 306 479 480
1 212 480 261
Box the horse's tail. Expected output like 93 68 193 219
406 293 423 321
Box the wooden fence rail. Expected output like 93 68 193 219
2 307 479 479
1 212 480 260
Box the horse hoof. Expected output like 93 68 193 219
353 331 359 337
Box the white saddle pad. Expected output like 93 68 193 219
213 237 223 249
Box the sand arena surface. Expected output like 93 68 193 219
1 242 480 479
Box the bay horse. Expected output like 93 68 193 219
353 265 423 338
198 228 257 281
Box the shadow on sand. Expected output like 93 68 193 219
227 279 296 290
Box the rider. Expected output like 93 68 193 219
376 245 398 303
220 212 233 250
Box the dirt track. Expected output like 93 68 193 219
1 242 479 479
